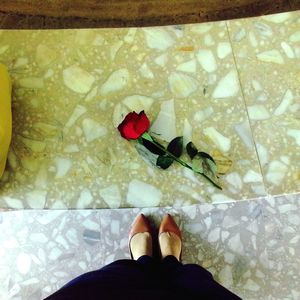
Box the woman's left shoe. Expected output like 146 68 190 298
158 214 182 261
129 214 153 260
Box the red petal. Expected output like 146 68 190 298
119 120 140 139
135 111 150 135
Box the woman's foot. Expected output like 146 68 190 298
158 214 182 261
159 232 181 260
130 232 152 260
129 214 153 260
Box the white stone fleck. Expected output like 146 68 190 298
49 248 62 260
92 34 105 46
208 228 220 243
262 12 291 23
278 204 297 213
249 31 258 47
190 23 212 34
194 107 214 122
244 279 260 291
55 157 72 178
212 70 239 99
274 89 294 116
281 42 295 58
176 59 197 73
154 54 167 67
17 253 31 274
183 119 192 146
4 197 24 209
266 160 288 185
248 105 270 120
254 22 273 37
63 65 95 93
289 31 300 43
256 50 284 64
217 42 232 59
219 265 233 286
168 72 198 98
99 185 122 209
30 233 48 243
82 118 107 142
243 170 262 183
234 28 246 41
26 190 47 208
211 194 235 203
77 188 93 208
110 220 120 235
196 49 217 72
224 252 235 264
127 179 162 207
139 63 154 79
143 28 175 50
228 233 244 254
252 80 262 91
110 41 123 60
225 172 243 190
100 68 129 95
223 216 239 228
234 120 254 149
203 127 231 152
150 99 177 142
64 144 80 153
64 105 87 129
287 129 300 146
181 205 197 219
256 143 269 167
112 103 130 128
19 77 44 89
123 95 154 112
124 28 137 43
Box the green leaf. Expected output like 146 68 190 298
156 155 174 169
135 143 158 167
141 132 153 141
191 156 203 173
140 137 165 155
167 136 183 158
186 141 198 159
197 151 216 164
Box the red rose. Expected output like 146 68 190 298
118 111 150 140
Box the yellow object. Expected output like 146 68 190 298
0 63 12 178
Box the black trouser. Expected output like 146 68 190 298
46 255 242 300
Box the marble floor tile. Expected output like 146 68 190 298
262 193 300 300
227 11 300 196
0 20 264 209
0 210 102 299
2 196 300 299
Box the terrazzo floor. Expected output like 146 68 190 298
0 9 299 300
0 194 299 299
0 11 299 209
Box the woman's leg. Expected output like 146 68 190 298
44 255 157 299
161 255 242 300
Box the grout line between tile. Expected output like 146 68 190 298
224 20 270 199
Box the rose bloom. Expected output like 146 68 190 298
118 111 150 140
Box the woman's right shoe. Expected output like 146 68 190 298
158 214 182 261
128 214 153 260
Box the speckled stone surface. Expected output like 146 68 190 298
0 195 299 299
228 11 300 196
1 11 299 210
